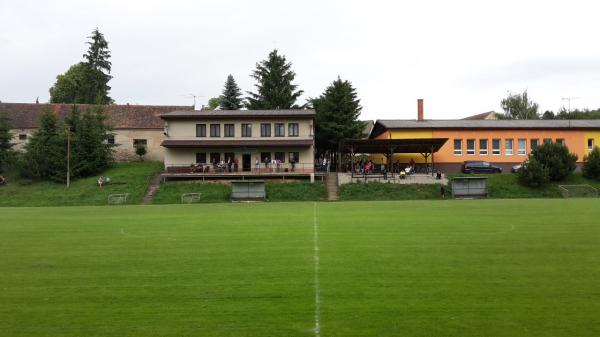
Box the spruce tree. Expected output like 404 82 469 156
49 28 113 104
246 50 303 109
219 75 244 110
65 106 114 178
311 77 363 154
0 112 14 172
21 110 67 182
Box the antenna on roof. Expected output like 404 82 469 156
561 97 579 113
183 93 204 110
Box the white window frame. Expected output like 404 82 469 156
479 139 488 155
453 139 462 156
588 138 595 152
518 139 526 155
492 139 501 155
505 139 514 155
556 138 565 146
466 139 475 155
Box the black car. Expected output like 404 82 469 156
462 161 502 174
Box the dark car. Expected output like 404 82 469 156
462 161 502 174
511 161 529 173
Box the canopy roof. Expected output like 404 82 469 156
340 138 449 154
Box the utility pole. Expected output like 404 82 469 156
66 126 71 188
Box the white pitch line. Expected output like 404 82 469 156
313 202 321 337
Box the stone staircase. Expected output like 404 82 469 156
143 174 162 204
326 172 339 201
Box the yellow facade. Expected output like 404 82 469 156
584 131 600 155
375 129 433 164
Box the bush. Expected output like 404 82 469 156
531 142 577 181
518 158 549 187
583 146 600 180
135 143 147 160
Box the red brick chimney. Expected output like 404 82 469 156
417 99 424 121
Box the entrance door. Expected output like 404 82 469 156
242 153 251 171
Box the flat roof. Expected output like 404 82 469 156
160 109 315 119
340 138 449 154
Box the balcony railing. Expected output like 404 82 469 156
165 162 315 174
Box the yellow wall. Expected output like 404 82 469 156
374 130 433 164
585 131 600 155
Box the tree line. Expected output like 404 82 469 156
498 90 600 120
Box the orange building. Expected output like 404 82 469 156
369 100 600 173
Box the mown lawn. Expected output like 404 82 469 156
0 161 163 206
1 199 599 337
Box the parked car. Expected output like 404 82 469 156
511 161 529 173
461 161 502 174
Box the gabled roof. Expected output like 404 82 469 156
160 109 315 119
462 111 499 120
361 120 375 138
0 102 193 129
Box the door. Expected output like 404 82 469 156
242 153 251 171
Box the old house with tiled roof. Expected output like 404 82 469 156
0 102 192 161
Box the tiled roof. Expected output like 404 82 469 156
0 102 193 129
161 139 313 148
160 109 316 119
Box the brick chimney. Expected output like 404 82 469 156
417 99 424 121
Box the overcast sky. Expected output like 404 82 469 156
1 0 599 120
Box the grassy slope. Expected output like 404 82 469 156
1 200 599 337
339 182 443 201
153 181 327 204
0 161 163 206
450 172 600 198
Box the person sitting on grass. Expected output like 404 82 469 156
0 175 6 185
97 176 110 187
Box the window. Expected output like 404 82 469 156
531 139 539 150
209 152 220 164
288 123 299 137
196 152 206 163
492 139 501 155
18 134 27 140
289 152 299 163
224 124 235 137
196 124 206 137
260 123 271 137
466 139 475 155
275 123 285 137
543 138 552 144
133 139 147 146
224 152 235 163
479 139 488 155
241 123 252 137
453 139 462 155
210 124 220 137
106 135 115 145
518 139 526 155
260 152 271 163
556 138 565 145
588 139 595 152
274 151 286 163
505 139 514 155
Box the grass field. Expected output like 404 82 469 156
1 200 599 337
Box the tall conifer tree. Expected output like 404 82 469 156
219 75 244 110
246 50 303 109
